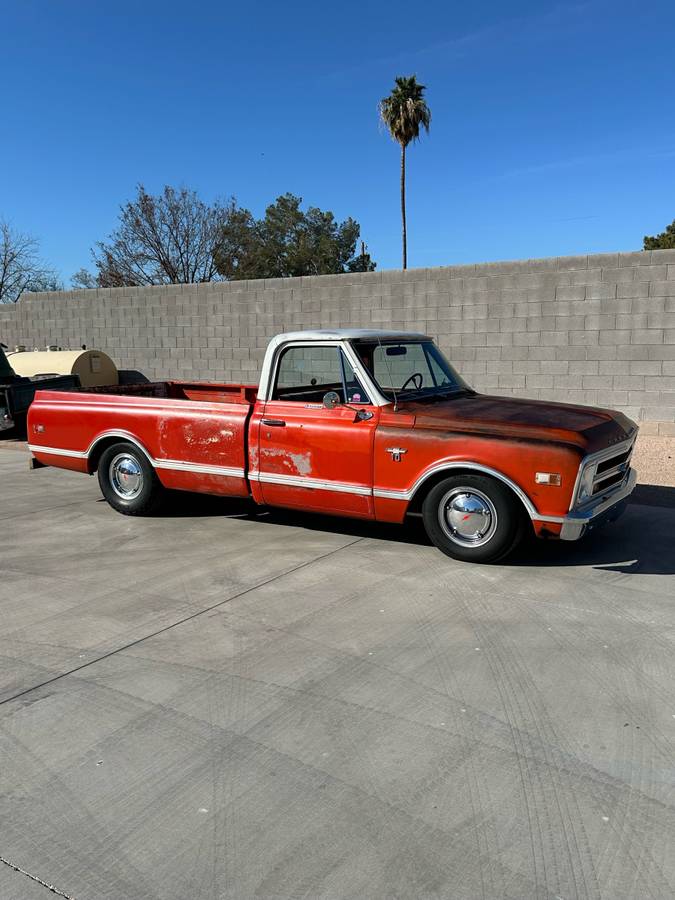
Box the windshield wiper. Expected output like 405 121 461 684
397 387 473 403
393 388 431 400
383 385 474 403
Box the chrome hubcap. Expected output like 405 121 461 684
109 453 143 500
438 487 498 547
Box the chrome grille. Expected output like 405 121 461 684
591 443 634 496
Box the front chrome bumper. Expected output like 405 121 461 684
559 467 637 541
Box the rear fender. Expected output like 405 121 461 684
86 431 154 474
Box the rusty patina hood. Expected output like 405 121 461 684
402 392 637 453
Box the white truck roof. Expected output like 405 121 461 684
270 329 431 345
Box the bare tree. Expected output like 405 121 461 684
91 185 234 287
0 221 61 303
71 268 97 290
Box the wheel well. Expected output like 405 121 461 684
87 436 151 474
406 467 532 523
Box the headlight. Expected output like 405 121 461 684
576 463 597 505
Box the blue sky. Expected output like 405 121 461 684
1 0 674 282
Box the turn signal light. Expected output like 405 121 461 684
535 472 562 486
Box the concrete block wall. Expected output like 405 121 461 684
2 249 675 432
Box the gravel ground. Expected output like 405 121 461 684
631 435 675 486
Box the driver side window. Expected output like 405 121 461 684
272 346 371 404
273 346 343 403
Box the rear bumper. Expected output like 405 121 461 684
559 467 637 541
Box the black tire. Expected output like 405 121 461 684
422 474 526 564
97 442 165 516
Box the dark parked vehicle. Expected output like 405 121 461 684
0 342 80 434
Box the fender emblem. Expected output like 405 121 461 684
386 447 407 462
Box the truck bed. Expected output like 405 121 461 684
67 379 259 405
28 380 259 498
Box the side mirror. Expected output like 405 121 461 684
322 391 340 410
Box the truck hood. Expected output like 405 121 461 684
401 392 637 453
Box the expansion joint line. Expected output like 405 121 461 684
0 855 77 899
0 537 365 709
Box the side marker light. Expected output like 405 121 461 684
535 472 562 486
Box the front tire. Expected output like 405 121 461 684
97 442 165 516
422 474 526 563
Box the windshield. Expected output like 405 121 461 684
351 340 471 402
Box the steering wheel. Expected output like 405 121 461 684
400 372 424 391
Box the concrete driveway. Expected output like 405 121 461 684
1 446 674 900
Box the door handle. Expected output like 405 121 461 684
262 418 286 427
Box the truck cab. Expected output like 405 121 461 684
250 330 637 559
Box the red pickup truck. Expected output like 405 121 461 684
28 329 638 563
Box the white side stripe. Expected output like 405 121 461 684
30 445 559 522
373 488 409 500
250 470 372 497
28 444 88 459
29 444 245 479
154 459 245 478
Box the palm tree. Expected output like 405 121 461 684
379 76 431 270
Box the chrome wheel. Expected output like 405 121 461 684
109 453 143 500
438 487 498 548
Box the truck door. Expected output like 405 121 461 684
254 343 378 518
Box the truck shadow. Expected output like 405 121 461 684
160 491 429 546
0 429 27 443
161 484 675 576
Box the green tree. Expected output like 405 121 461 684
379 75 431 270
346 242 377 273
214 194 375 279
644 220 675 250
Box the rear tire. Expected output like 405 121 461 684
97 442 165 516
422 474 526 563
